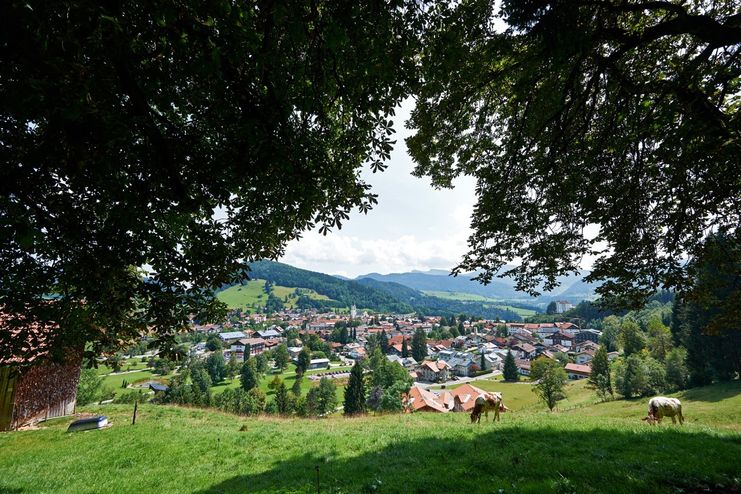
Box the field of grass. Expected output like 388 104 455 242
423 291 538 317
96 358 150 376
217 280 332 310
1 381 739 493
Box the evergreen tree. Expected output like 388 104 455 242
343 361 367 415
503 350 519 382
411 328 427 362
449 315 456 326
480 351 486 372
379 330 390 354
240 359 259 392
275 382 291 415
401 338 409 358
292 376 303 396
296 347 312 375
678 237 741 385
614 354 648 398
546 301 557 315
458 321 465 335
588 346 612 400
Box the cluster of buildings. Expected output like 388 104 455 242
192 309 608 388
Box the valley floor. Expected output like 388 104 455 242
1 382 739 494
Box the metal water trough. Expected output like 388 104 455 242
67 415 108 432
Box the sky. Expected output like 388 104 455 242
280 100 478 279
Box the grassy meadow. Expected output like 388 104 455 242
1 382 739 493
216 280 332 310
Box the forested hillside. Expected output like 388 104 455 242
236 261 525 319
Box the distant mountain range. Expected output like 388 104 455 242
352 268 598 304
228 261 529 320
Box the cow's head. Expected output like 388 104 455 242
642 414 658 425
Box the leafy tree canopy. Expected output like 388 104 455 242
408 0 740 311
1 0 423 361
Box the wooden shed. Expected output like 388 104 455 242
0 313 82 431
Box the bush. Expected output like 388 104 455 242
613 353 666 398
76 368 103 406
114 390 147 404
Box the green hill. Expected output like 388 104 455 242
1 382 739 493
217 279 332 310
233 260 525 319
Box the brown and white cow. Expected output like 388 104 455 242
470 392 505 424
642 397 684 425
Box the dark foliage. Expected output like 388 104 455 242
408 0 740 311
0 0 423 360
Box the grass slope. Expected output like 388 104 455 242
217 280 331 310
422 291 538 317
1 383 739 494
0 383 741 494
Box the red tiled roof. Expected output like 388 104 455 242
406 386 448 413
565 363 591 375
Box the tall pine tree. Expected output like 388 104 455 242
343 361 367 415
379 330 390 354
411 328 427 362
401 338 409 358
503 350 519 382
240 359 259 391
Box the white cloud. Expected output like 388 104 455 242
282 229 472 277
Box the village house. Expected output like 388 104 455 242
405 386 448 412
480 352 502 371
574 329 602 344
436 350 476 377
565 363 592 380
387 355 418 369
404 383 489 413
254 328 281 339
512 343 537 359
416 360 451 383
238 337 267 355
218 331 247 345
515 359 531 376
575 348 596 365
544 331 575 348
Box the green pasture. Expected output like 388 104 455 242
1 381 739 493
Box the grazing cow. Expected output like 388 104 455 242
642 397 684 425
470 392 505 424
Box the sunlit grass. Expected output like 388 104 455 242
2 381 739 494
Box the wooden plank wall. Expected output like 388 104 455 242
0 367 18 431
